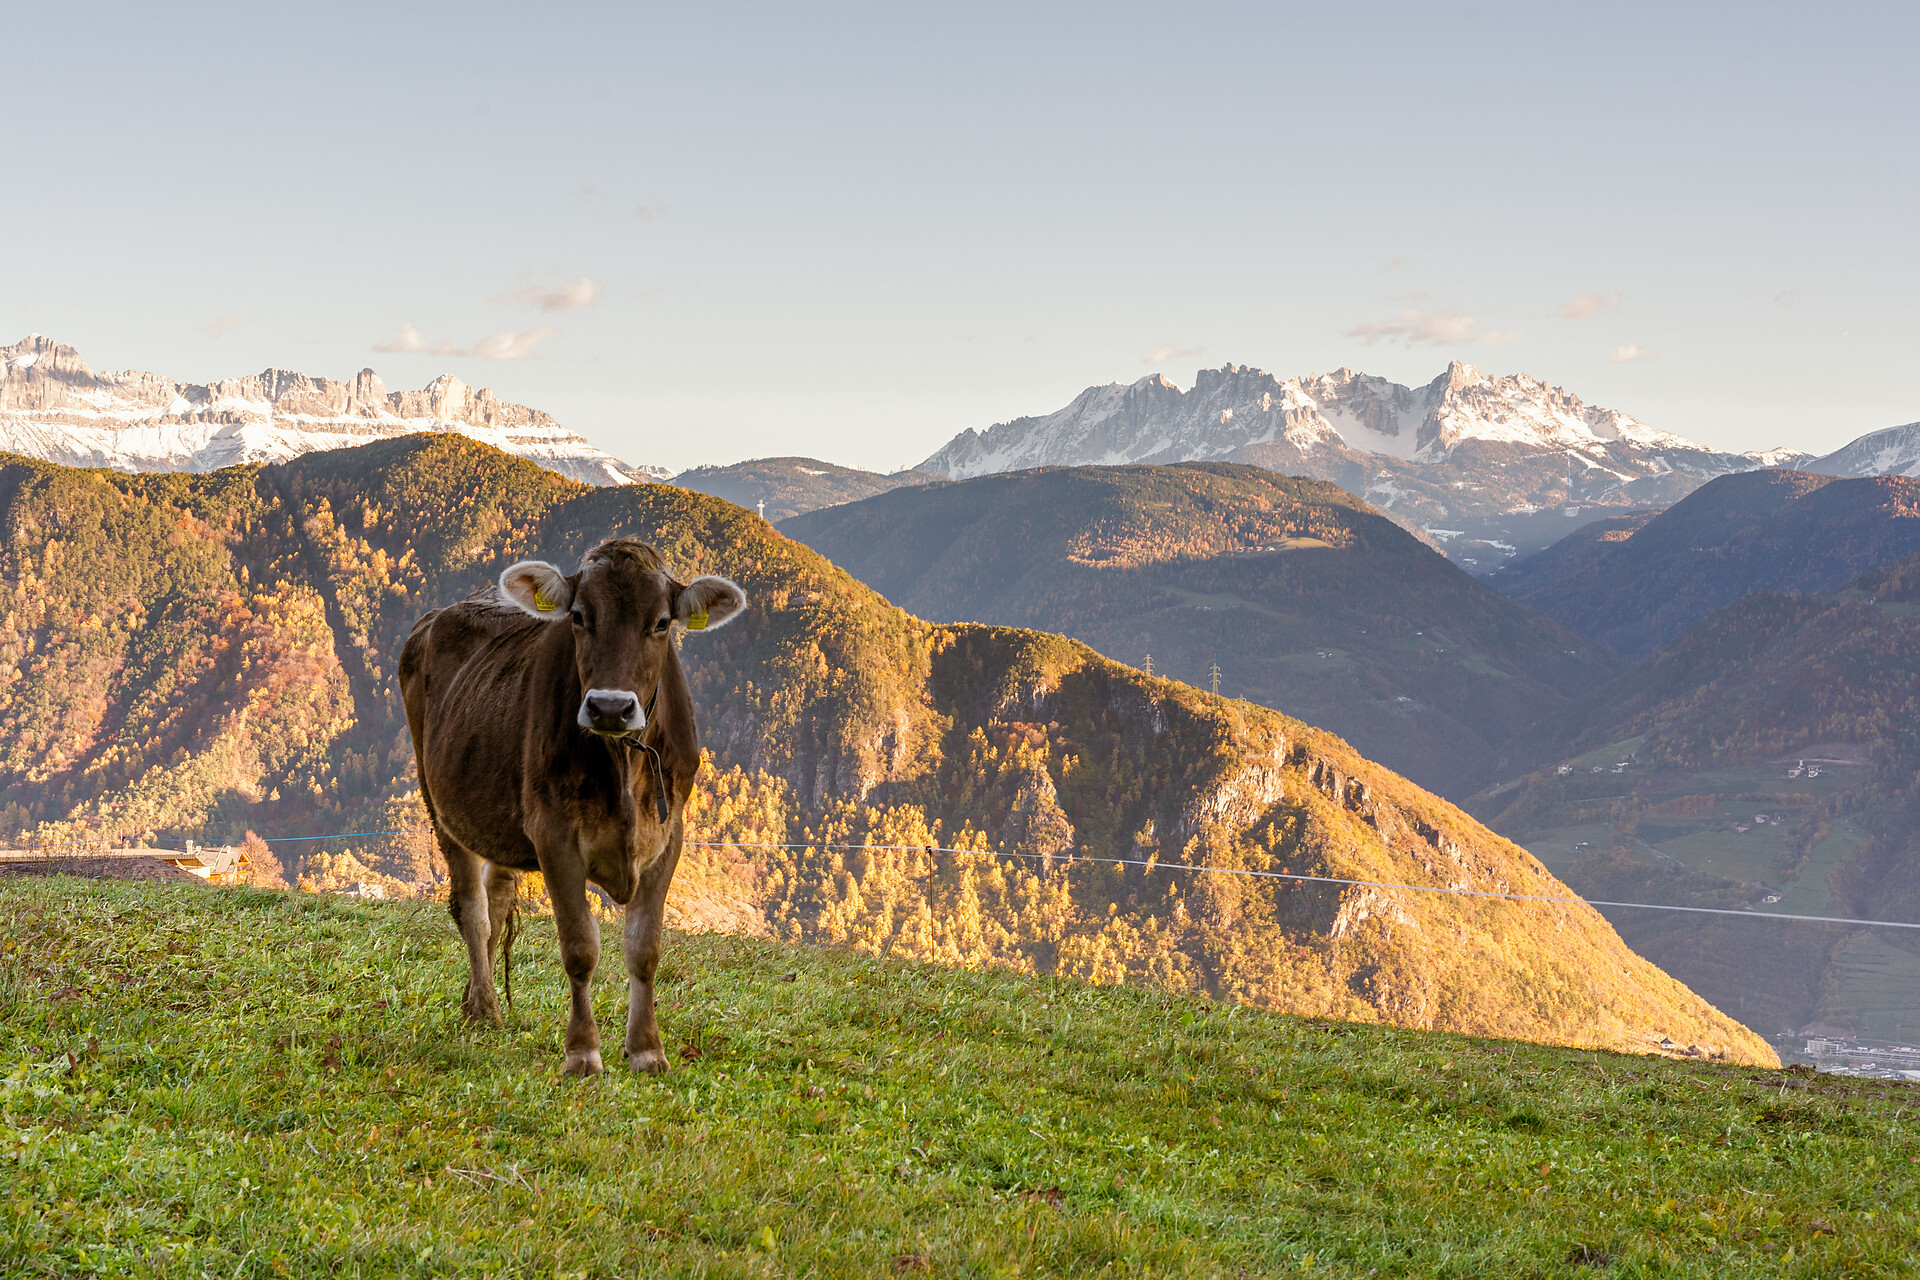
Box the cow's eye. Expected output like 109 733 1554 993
569 609 585 628
653 616 671 634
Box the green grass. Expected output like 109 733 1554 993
1519 824 1616 877
1160 588 1273 617
1519 797 1869 918
1456 653 1513 679
1772 824 1867 918
1648 827 1787 888
5 879 1920 1278
1569 737 1647 771
1815 934 1920 1046
1274 649 1348 673
1685 764 1863 804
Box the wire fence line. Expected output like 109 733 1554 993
680 841 1920 931
18 825 1919 932
20 828 429 850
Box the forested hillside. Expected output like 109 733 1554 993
1471 554 1920 1040
1495 470 1920 659
0 441 1769 1061
780 463 1618 797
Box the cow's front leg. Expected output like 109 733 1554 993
444 840 502 1027
624 833 683 1075
542 854 605 1076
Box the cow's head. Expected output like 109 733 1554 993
497 538 746 736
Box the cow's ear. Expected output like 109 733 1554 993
499 560 574 620
675 576 747 632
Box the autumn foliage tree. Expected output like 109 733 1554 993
240 830 287 890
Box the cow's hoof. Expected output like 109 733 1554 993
462 996 503 1028
628 1048 669 1075
562 1049 604 1077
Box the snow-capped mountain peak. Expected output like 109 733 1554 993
1803 421 1920 480
918 360 1730 481
917 360 1811 573
0 335 667 486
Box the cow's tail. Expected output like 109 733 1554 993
501 901 519 1010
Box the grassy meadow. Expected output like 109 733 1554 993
4 876 1918 1279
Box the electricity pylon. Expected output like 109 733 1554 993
1144 653 1153 678
1209 662 1221 696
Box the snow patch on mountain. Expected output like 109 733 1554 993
1803 422 1920 479
0 334 667 486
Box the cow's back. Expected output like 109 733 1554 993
401 600 563 867
400 601 530 740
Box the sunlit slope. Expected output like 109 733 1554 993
780 462 1618 798
0 439 1769 1061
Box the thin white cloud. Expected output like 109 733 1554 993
1382 255 1408 271
633 204 654 221
468 326 556 360
1774 286 1808 308
373 323 462 356
1347 307 1521 347
1607 342 1657 364
373 323 552 359
1145 344 1206 364
1557 291 1623 320
200 314 238 339
505 274 601 313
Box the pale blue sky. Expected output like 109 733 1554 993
5 2 1915 473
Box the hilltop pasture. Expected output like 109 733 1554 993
4 878 1915 1279
0 441 1769 1060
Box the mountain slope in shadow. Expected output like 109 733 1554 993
780 462 1619 798
1494 470 1920 660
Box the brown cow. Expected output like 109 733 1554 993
399 538 746 1076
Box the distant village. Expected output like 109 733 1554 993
1784 1035 1920 1082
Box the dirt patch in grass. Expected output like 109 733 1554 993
0 856 201 883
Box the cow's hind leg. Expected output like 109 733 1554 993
542 855 605 1076
623 835 683 1075
444 839 503 1027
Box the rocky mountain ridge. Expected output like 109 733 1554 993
0 334 664 486
921 361 1809 572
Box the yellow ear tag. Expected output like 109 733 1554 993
688 607 709 631
533 587 557 613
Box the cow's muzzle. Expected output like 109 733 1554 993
579 688 646 735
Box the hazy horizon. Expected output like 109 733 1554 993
5 1 1915 473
